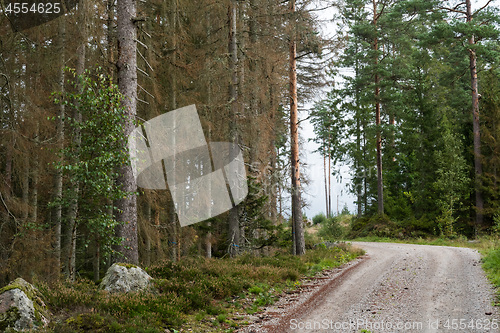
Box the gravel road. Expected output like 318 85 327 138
241 242 499 333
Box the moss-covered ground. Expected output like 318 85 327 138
31 245 363 332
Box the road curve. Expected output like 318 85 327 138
243 242 500 333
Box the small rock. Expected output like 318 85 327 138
99 263 155 293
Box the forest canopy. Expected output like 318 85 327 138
0 0 500 284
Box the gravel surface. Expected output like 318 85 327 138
239 242 499 333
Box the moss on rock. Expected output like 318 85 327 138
0 278 50 330
0 307 20 331
116 263 138 269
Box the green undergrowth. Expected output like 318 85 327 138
34 245 363 332
351 235 500 252
347 214 437 239
482 246 500 307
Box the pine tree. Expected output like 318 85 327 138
114 0 139 264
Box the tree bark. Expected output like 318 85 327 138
65 37 85 280
373 0 384 215
356 110 362 217
324 153 328 216
143 198 151 266
4 137 13 196
30 122 39 224
106 0 115 79
466 0 483 233
93 237 100 282
22 153 29 222
328 137 332 217
290 0 305 256
115 0 139 264
169 0 178 263
228 0 240 258
53 16 65 275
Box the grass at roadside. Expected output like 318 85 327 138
350 235 500 252
482 245 500 306
36 245 363 333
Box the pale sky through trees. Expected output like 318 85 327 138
302 2 354 219
302 0 499 219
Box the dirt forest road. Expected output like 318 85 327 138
242 242 500 333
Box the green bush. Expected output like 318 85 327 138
318 216 345 240
312 213 327 225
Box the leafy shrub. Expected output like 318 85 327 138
318 216 345 240
312 213 327 225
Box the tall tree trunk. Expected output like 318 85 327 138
269 84 278 225
65 36 85 280
204 12 213 260
356 110 362 217
30 122 39 223
324 153 328 216
328 137 332 217
93 237 100 282
107 0 115 79
466 0 483 233
169 0 178 262
228 0 240 258
373 0 384 214
206 128 212 259
289 0 305 256
22 153 29 222
53 16 65 275
4 138 13 195
354 38 363 218
115 0 139 264
144 199 151 266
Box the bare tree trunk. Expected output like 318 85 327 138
115 0 139 264
289 0 305 255
356 115 362 217
22 154 29 222
205 126 212 259
53 16 65 275
373 0 383 215
106 0 115 79
269 85 278 226
4 138 13 195
228 0 240 258
205 14 213 260
30 123 39 223
65 37 85 280
93 237 100 282
324 153 328 216
169 0 178 262
354 40 363 218
328 137 332 217
466 0 483 233
143 199 151 266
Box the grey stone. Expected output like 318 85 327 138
99 263 154 293
0 278 49 331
